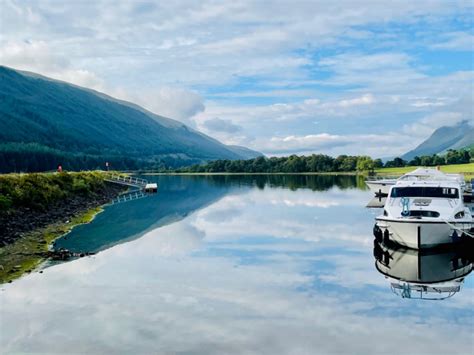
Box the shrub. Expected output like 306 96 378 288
0 195 12 212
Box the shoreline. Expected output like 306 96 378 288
139 162 474 180
0 182 125 284
141 172 363 176
0 206 104 284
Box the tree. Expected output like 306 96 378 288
420 155 433 166
356 156 375 172
385 157 406 168
408 156 421 166
373 159 384 169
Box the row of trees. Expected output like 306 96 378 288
174 155 379 173
385 149 472 168
175 148 473 173
175 154 383 173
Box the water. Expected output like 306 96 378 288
1 175 473 354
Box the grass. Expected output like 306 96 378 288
0 206 103 284
375 163 474 181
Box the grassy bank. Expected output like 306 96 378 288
0 171 124 284
375 163 474 180
0 171 107 212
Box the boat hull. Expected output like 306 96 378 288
375 217 472 249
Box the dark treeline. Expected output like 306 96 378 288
175 155 377 173
173 148 474 173
1 142 472 174
0 143 201 173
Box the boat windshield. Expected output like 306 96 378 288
390 187 459 198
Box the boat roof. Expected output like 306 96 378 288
402 168 464 181
394 179 461 188
405 168 445 176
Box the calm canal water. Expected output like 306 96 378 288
1 175 473 354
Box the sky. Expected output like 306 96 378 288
0 0 473 157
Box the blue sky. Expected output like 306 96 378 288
0 0 472 157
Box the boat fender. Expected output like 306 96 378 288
401 197 410 217
373 224 382 240
451 230 459 241
383 229 390 244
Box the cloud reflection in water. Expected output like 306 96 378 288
1 176 472 354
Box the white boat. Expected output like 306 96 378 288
366 168 467 196
373 240 472 300
374 179 473 249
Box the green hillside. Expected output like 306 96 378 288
402 121 474 160
0 66 260 172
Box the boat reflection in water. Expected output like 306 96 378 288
374 239 473 300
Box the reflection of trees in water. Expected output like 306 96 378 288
196 174 367 192
55 175 367 255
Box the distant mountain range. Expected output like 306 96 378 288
402 120 473 160
0 66 261 172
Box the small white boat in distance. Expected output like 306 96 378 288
144 183 158 193
374 179 472 249
366 168 466 196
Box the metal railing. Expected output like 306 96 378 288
109 190 148 205
104 173 148 188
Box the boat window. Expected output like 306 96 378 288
406 210 440 218
390 187 459 198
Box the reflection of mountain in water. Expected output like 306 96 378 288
54 174 364 254
54 176 235 253
374 240 473 300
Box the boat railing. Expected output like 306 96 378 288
390 283 460 300
365 176 399 182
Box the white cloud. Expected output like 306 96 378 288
338 93 375 107
402 112 468 138
317 52 425 88
266 133 348 153
430 31 474 51
0 40 105 90
114 86 205 124
256 132 411 157
201 117 242 133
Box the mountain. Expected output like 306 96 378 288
0 66 261 172
402 121 474 160
225 145 264 160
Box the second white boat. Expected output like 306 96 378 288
366 168 467 196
